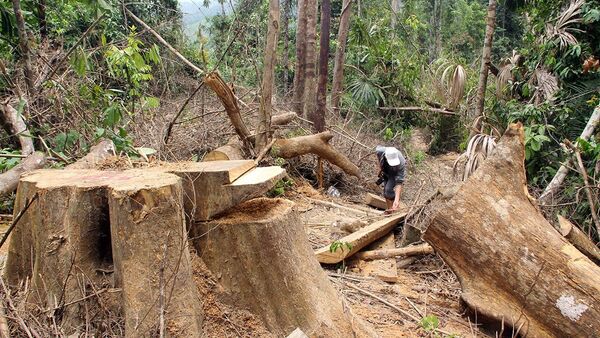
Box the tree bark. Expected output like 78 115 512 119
4 169 203 336
310 0 331 133
281 0 292 91
354 243 433 260
557 215 600 264
256 0 280 149
0 152 45 195
292 0 308 114
423 123 600 337
302 0 318 119
204 72 253 150
0 100 34 156
272 131 361 177
331 0 352 114
391 0 400 29
11 0 35 96
539 105 600 205
470 0 497 137
191 198 374 336
37 0 48 43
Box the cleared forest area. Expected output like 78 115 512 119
0 0 599 337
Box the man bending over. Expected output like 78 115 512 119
375 146 406 211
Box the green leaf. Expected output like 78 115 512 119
420 315 439 332
103 104 122 127
143 96 160 108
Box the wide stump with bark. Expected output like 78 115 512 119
191 198 372 337
423 124 600 337
4 169 203 337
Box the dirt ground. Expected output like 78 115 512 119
281 151 489 338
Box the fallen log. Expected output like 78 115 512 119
308 197 383 216
203 142 245 161
0 151 46 195
273 131 360 177
66 139 115 169
192 198 373 336
314 212 406 264
423 123 600 337
354 243 433 261
0 100 34 156
557 215 600 264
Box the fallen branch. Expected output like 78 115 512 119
163 82 204 145
540 105 600 204
271 111 298 126
124 7 203 74
273 131 361 177
557 215 600 264
0 193 38 249
0 100 34 155
308 197 383 216
0 152 46 195
354 243 433 261
379 106 458 116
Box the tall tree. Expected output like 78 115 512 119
292 0 308 114
256 0 281 149
311 0 331 132
11 0 35 96
281 0 292 91
302 0 318 118
391 0 401 29
331 0 352 114
471 0 497 136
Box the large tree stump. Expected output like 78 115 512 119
191 198 373 337
423 124 600 337
4 169 203 337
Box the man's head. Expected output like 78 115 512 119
384 148 402 166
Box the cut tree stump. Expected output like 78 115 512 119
314 212 406 264
423 123 600 337
4 169 203 336
557 215 600 264
156 160 286 221
191 198 373 337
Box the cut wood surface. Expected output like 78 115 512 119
192 198 374 337
352 233 398 282
0 151 46 195
315 212 406 264
364 192 387 210
155 160 284 220
423 123 600 337
273 131 360 177
558 215 600 264
202 142 244 161
65 139 115 169
354 243 434 261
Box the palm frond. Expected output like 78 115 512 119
496 51 522 98
427 58 466 110
544 0 585 50
530 68 559 104
453 134 497 180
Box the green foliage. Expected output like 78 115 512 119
412 150 426 166
0 149 21 172
420 314 439 332
267 178 294 197
329 240 353 253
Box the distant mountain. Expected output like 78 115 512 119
179 0 227 41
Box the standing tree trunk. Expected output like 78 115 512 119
391 0 401 29
256 0 281 150
281 0 292 92
331 0 352 114
302 0 318 119
11 0 35 96
470 0 497 137
310 0 331 132
38 0 48 44
292 0 308 114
